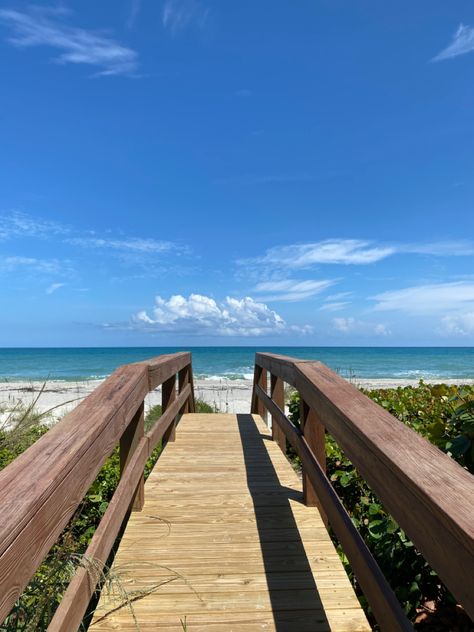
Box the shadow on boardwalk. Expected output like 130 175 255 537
237 413 331 631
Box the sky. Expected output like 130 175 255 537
0 1 473 347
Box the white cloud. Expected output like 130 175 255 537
374 323 391 336
0 211 67 240
441 312 474 336
319 301 349 312
46 282 65 295
162 0 209 35
239 238 474 279
332 317 390 336
433 24 474 62
0 256 67 275
0 7 138 76
67 236 179 254
240 240 396 273
133 293 311 336
372 281 474 314
252 279 336 302
332 317 355 332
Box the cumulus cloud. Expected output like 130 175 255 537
133 293 311 336
162 0 209 35
0 6 138 76
332 317 356 333
252 278 335 302
372 281 474 314
332 317 390 336
441 313 474 336
432 24 474 62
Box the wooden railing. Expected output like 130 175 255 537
0 352 195 631
251 352 474 631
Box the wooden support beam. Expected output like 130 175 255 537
270 374 286 452
300 399 327 524
178 365 191 414
162 374 177 444
120 402 145 511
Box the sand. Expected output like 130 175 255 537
1 376 474 425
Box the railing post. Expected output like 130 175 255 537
120 402 145 512
270 374 286 452
178 364 195 413
251 364 268 422
300 398 327 524
162 374 177 444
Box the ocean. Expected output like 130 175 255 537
0 347 472 381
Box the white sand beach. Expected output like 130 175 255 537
1 376 474 425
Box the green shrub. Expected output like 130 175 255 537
288 381 474 621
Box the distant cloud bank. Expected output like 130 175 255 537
133 293 311 336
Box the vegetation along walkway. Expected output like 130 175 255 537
91 412 370 631
1 352 472 631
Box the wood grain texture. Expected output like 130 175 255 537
254 352 474 621
270 374 286 453
162 375 177 444
300 399 326 519
120 402 145 511
91 413 370 632
294 361 474 619
146 385 191 457
0 364 149 622
142 352 191 391
0 352 195 626
254 384 410 631
48 437 149 632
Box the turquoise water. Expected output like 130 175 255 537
0 347 472 381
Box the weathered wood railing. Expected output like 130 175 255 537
0 352 195 631
252 352 474 631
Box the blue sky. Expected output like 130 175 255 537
0 1 473 346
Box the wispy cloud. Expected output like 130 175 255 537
131 293 311 336
46 282 65 295
239 239 474 279
0 211 67 240
0 256 69 276
239 240 396 277
127 0 142 29
0 6 138 76
252 279 336 302
319 301 350 312
162 0 209 35
432 24 474 62
372 281 474 314
66 236 180 254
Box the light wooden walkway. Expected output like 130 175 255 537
91 413 370 631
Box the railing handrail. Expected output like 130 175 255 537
252 352 474 629
0 351 195 629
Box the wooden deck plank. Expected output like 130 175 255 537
91 413 370 631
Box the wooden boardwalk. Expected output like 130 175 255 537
91 413 369 631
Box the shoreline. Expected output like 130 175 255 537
1 376 474 422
